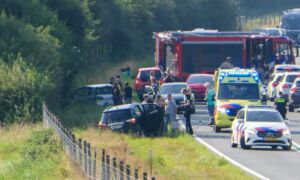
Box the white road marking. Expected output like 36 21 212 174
292 141 300 152
178 120 270 180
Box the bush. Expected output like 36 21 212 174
22 129 59 161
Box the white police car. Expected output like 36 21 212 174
231 105 292 150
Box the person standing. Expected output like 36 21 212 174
142 94 150 104
123 81 132 104
164 94 177 133
274 92 287 119
204 82 215 126
181 88 193 135
163 68 174 83
115 75 123 91
113 82 123 105
220 56 234 69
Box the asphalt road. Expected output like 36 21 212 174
180 104 300 180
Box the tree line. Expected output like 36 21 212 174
0 0 239 123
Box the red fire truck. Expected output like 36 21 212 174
154 29 295 80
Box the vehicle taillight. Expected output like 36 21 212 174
272 82 278 87
98 122 107 129
126 118 136 124
282 84 288 88
291 88 297 93
135 80 140 84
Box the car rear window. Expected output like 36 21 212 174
159 84 187 94
246 111 283 122
101 110 132 124
139 70 162 82
96 86 112 95
275 75 283 82
187 75 213 84
286 74 300 83
295 81 300 87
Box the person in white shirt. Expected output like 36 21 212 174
164 93 177 133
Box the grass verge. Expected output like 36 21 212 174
73 128 254 180
0 124 84 180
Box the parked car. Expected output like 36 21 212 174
159 82 195 113
73 84 113 106
274 64 300 74
288 77 300 112
186 74 214 102
266 73 284 101
98 103 164 136
251 28 287 37
134 67 163 101
231 105 292 150
277 72 300 99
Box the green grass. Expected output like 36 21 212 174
73 128 254 180
0 124 84 180
242 15 281 31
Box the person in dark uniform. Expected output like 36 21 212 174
274 91 287 119
123 81 132 104
113 82 123 105
181 88 193 135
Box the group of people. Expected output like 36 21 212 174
110 75 133 105
141 86 195 135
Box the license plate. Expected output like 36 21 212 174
265 137 277 141
110 124 123 130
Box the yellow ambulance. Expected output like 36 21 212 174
213 68 263 132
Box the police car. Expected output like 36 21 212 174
231 105 292 150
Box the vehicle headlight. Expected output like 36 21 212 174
218 108 230 114
283 128 290 135
245 129 256 135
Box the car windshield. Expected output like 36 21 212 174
139 70 162 82
187 75 213 84
286 74 300 83
218 83 260 100
246 111 283 122
95 87 112 95
101 110 132 123
160 84 186 94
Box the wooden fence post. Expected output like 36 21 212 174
113 157 117 179
84 141 87 174
93 151 97 179
134 168 138 180
106 155 110 180
87 143 91 176
71 134 76 161
78 138 82 166
120 161 124 180
101 149 106 180
143 172 147 180
126 165 130 180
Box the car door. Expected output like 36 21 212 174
95 86 113 105
234 110 245 143
141 104 164 134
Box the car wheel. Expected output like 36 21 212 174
289 103 295 112
282 144 292 151
214 126 221 133
231 134 238 148
240 135 250 149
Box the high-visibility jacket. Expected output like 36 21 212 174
274 97 287 110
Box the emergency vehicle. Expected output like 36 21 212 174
213 68 263 132
153 29 295 80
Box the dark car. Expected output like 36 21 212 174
98 103 164 136
186 74 214 102
73 84 114 106
288 78 300 112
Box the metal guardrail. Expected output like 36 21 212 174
42 103 154 180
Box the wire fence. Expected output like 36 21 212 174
42 103 155 180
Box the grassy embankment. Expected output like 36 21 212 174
242 14 281 31
0 124 84 180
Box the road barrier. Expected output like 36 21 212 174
43 103 155 180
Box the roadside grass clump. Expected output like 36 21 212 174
74 128 254 180
0 124 84 180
